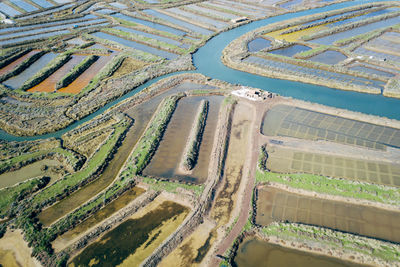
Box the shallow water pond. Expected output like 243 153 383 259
69 201 189 267
248 37 271 52
234 237 366 267
308 50 347 65
269 44 311 57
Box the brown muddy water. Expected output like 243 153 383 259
28 55 86 93
143 95 223 184
38 82 216 226
256 186 400 243
69 201 189 267
262 104 400 150
52 187 145 252
266 145 400 187
234 237 366 267
58 53 115 94
0 159 61 189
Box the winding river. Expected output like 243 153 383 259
1 0 399 142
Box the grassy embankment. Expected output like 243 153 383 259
0 147 80 175
0 51 46 83
262 222 400 263
55 55 99 89
181 99 209 171
19 54 72 91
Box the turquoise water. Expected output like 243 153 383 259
1 0 399 141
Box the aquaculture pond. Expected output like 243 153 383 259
28 55 86 93
52 187 145 252
311 15 400 45
3 52 57 89
9 0 38 12
256 186 400 242
143 95 223 184
92 32 178 60
0 30 70 47
269 44 311 57
234 237 366 267
308 50 347 65
143 9 213 36
69 201 189 267
111 13 187 36
1 0 400 142
31 0 54 8
0 2 21 17
262 104 400 150
349 65 396 78
266 146 400 187
247 37 271 52
114 26 188 49
167 8 228 29
0 159 61 189
0 50 39 75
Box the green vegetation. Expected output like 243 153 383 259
20 54 72 91
0 147 79 174
182 100 209 171
258 145 267 171
127 94 183 174
0 177 50 217
103 28 186 54
256 170 400 206
222 95 237 107
142 177 204 197
31 119 130 207
262 222 400 262
293 45 328 58
56 55 99 89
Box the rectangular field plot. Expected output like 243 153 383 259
262 104 400 150
354 46 400 63
185 4 240 20
114 26 190 49
207 0 271 18
2 52 57 89
111 13 187 36
0 2 21 16
329 7 399 27
311 15 400 45
143 9 214 35
143 95 224 184
348 62 397 78
92 32 178 60
266 146 400 186
165 8 228 29
30 0 54 8
256 186 400 242
9 0 38 12
245 56 385 90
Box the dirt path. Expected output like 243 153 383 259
208 98 269 266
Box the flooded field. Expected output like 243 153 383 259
69 199 189 267
348 63 396 78
0 50 38 76
52 187 145 252
247 38 271 52
3 53 56 89
269 44 311 57
308 50 347 65
143 96 223 184
92 32 178 60
28 55 86 93
58 54 114 94
234 237 365 267
0 159 61 189
266 145 400 186
38 82 216 225
256 186 400 242
262 105 400 150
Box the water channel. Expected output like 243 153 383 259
0 0 398 143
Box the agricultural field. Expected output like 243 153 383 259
1 0 400 267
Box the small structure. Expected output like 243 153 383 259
231 17 248 23
231 86 275 101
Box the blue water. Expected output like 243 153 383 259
111 13 186 36
30 0 54 8
9 0 38 12
0 2 21 16
1 0 399 141
248 38 271 52
92 32 178 60
143 9 213 35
